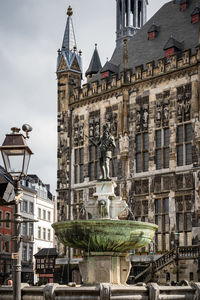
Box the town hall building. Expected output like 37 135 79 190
56 0 200 283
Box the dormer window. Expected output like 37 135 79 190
100 62 119 80
191 7 200 24
164 37 183 59
180 0 188 11
148 24 159 40
102 71 109 79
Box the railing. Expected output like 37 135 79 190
135 245 200 283
178 245 200 259
153 249 175 272
0 283 200 300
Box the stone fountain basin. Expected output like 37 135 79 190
52 220 158 252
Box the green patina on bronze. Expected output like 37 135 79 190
52 220 158 253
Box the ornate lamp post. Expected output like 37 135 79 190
0 125 33 300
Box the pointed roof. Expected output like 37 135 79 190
163 37 183 51
85 44 102 77
100 61 119 74
57 6 82 74
62 6 77 55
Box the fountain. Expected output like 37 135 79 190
52 123 158 285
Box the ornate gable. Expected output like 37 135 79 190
58 56 68 72
71 56 81 72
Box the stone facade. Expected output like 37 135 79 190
57 1 200 283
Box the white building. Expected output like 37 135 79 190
21 175 55 284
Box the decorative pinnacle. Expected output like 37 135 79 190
67 5 73 16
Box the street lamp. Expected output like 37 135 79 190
0 126 33 300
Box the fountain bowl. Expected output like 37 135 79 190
52 219 158 252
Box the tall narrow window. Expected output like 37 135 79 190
155 198 169 251
177 124 192 166
74 148 84 184
136 133 149 173
176 194 192 245
5 212 11 229
155 128 170 169
43 228 46 240
38 227 41 239
29 223 33 236
88 145 99 181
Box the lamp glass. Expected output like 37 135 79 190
23 149 31 176
1 148 28 178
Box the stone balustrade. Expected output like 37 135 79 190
0 282 200 300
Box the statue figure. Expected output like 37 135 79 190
86 123 116 181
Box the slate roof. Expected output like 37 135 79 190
100 61 119 74
85 44 102 77
109 0 199 73
163 37 183 50
0 166 13 185
148 24 160 33
34 248 58 258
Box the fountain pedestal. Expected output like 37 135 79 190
85 181 128 219
79 252 131 285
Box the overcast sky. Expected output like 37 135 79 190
0 0 169 195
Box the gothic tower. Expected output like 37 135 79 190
56 6 82 248
116 0 148 46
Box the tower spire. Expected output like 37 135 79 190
62 5 77 57
85 44 102 79
57 6 82 74
116 0 148 46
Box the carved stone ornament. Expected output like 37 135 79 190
74 123 79 147
136 106 141 131
119 133 129 156
142 105 149 130
79 123 84 145
163 102 169 126
177 94 183 122
156 102 162 126
184 98 191 121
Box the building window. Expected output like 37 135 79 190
5 240 10 253
22 223 27 236
38 208 41 219
155 128 170 169
38 227 41 239
47 229 51 241
5 212 11 229
29 223 33 236
148 31 156 40
136 133 149 173
88 145 99 181
29 245 33 261
177 123 192 166
48 211 51 222
22 200 28 213
22 244 27 261
43 228 46 240
29 202 34 214
74 148 84 184
176 195 192 238
43 210 46 220
155 198 169 251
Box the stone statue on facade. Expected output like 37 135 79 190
86 123 116 181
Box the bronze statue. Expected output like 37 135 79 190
86 123 116 181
